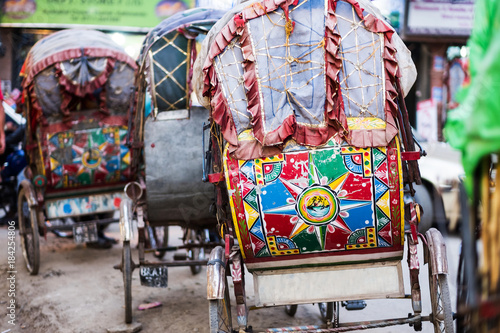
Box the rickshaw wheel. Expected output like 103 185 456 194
122 240 133 324
152 226 169 259
18 187 40 275
428 266 454 332
187 229 204 275
284 304 298 316
209 276 233 333
318 302 340 327
456 244 476 332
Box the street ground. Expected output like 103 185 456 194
0 222 460 333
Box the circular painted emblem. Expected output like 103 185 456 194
82 149 102 169
296 185 339 226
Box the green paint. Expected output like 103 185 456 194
318 225 327 249
1 0 194 30
311 148 347 184
264 163 282 183
376 207 391 231
244 188 259 211
256 246 270 258
373 148 386 169
291 231 322 252
347 228 365 245
77 172 92 185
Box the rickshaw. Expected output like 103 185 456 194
17 29 137 275
117 8 227 324
445 0 500 331
194 0 455 331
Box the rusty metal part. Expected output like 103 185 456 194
119 197 134 242
425 228 449 275
19 180 37 208
260 315 428 332
207 246 226 300
124 181 143 201
406 202 422 314
231 253 248 330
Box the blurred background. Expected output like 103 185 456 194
0 0 475 233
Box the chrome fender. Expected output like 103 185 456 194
119 197 134 242
425 227 449 275
207 246 226 300
18 180 37 207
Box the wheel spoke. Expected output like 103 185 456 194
218 299 231 330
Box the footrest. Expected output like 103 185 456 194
173 252 187 260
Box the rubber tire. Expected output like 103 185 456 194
414 184 434 233
318 302 339 326
123 241 133 324
153 226 169 259
429 271 454 332
285 304 298 316
456 250 473 332
209 276 232 333
18 187 40 275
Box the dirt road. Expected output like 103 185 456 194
0 222 458 333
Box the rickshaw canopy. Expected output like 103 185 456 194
194 0 417 160
137 8 226 114
21 29 137 123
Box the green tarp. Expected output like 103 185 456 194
444 0 500 194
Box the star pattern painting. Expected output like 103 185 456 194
225 138 404 266
46 126 131 189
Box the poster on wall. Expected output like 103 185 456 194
370 0 405 32
195 0 239 9
417 99 438 142
1 0 194 31
406 0 474 36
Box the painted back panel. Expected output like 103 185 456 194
224 137 404 270
45 126 132 189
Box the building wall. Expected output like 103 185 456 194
0 28 14 94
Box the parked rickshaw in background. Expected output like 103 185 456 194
194 0 455 331
17 29 137 275
446 0 500 331
117 8 226 324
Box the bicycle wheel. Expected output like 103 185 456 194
209 276 232 333
318 302 340 327
429 269 454 332
187 229 204 275
18 186 40 275
123 241 133 323
284 304 298 316
153 226 169 259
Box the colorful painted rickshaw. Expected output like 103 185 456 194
117 8 226 324
17 29 137 275
194 0 455 331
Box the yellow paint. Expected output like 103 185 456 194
267 235 300 256
122 151 131 165
328 173 349 193
394 139 405 245
254 154 285 186
290 222 310 239
237 129 256 142
377 190 391 218
223 144 246 260
347 117 386 130
50 157 59 171
244 201 260 230
346 227 377 250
